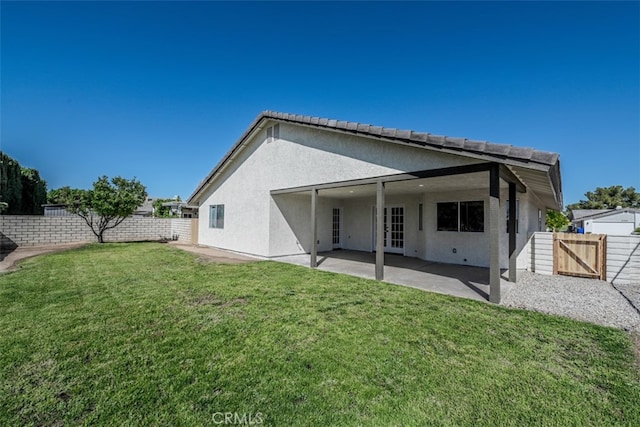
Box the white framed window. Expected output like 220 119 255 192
209 204 224 229
266 124 280 143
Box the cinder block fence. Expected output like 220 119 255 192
0 215 193 247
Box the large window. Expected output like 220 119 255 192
437 201 484 232
209 204 224 229
436 202 458 231
460 201 484 232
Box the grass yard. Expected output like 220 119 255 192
1 243 639 426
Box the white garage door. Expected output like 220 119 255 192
591 222 634 235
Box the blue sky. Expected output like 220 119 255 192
1 1 638 207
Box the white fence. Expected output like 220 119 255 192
517 232 639 284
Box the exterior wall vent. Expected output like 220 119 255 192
267 124 280 143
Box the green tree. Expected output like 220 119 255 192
546 210 570 232
20 167 47 215
0 152 23 214
567 185 640 211
152 198 174 218
1 152 49 215
58 176 147 243
48 186 85 204
152 196 182 218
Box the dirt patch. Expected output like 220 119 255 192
170 243 258 264
188 293 248 308
189 293 223 306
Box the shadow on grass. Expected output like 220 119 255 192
0 232 18 261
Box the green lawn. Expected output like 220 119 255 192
1 243 639 426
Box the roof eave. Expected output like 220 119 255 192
188 110 563 206
187 113 271 204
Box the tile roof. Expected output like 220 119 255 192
188 111 562 205
570 209 613 220
262 111 560 166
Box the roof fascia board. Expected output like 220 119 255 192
282 120 552 173
545 162 563 210
188 116 269 203
271 162 497 195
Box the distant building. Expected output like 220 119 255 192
161 201 199 218
42 204 73 217
133 197 156 217
570 208 640 235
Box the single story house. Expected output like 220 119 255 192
570 208 640 235
188 111 563 302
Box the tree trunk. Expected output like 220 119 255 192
98 232 105 243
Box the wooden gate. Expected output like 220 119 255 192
553 233 606 280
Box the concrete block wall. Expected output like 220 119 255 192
170 218 192 243
0 215 193 247
1 216 94 246
103 217 173 243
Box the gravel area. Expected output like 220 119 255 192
613 282 640 315
501 271 640 332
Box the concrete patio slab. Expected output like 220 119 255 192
274 250 513 302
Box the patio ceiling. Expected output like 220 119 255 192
316 171 506 199
272 163 523 199
270 161 561 211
